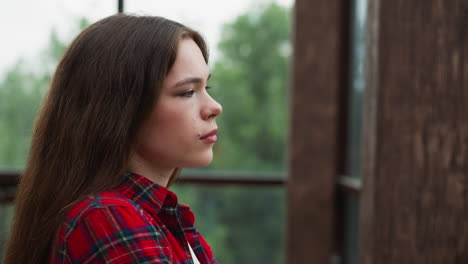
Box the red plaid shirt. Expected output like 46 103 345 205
49 173 217 264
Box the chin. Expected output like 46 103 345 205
183 153 214 168
186 159 213 168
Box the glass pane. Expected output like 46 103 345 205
0 2 290 262
344 0 368 263
0 185 285 263
344 194 360 264
347 0 368 179
0 1 293 177
127 1 293 177
172 184 285 264
0 187 17 259
0 0 116 170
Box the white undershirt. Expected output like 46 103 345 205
188 243 201 264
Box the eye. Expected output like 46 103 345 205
179 90 195 97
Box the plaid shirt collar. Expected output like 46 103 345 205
116 172 196 226
50 172 216 263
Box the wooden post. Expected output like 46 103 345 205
288 0 349 263
360 0 468 263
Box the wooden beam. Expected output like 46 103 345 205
360 0 468 262
288 0 349 263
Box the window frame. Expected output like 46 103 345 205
0 1 364 263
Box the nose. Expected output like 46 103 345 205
201 94 222 120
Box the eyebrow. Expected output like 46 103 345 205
173 74 211 89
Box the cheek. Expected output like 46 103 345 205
154 104 199 137
134 101 213 168
138 103 201 155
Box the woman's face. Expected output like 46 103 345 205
135 38 222 170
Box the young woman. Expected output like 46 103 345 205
4 14 221 264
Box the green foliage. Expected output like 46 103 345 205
184 3 291 264
174 185 285 264
0 64 46 168
0 18 89 169
209 2 291 173
0 38 62 169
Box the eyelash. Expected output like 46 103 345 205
179 86 212 98
180 90 195 97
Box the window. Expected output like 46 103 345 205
343 0 368 263
0 1 292 263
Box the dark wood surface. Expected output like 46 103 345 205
0 171 288 204
0 171 286 186
360 0 468 263
288 0 349 263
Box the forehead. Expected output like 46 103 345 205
165 38 209 84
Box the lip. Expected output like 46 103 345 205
200 128 218 143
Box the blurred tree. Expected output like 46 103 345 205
0 18 89 260
0 37 59 168
181 3 291 264
0 18 88 169
208 2 291 173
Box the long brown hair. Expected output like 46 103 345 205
3 14 208 264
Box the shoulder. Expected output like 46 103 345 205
65 191 143 221
62 191 154 236
52 192 171 263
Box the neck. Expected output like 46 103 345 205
128 154 174 187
